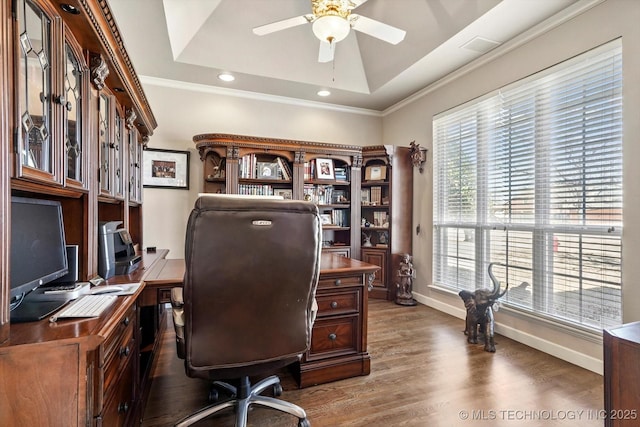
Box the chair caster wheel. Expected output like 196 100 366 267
298 418 310 427
273 383 283 397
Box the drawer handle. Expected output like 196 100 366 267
123 317 130 327
120 346 130 358
118 402 129 413
334 279 341 286
328 333 337 341
330 301 338 309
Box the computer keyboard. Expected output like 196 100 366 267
49 294 117 322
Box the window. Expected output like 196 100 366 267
433 40 623 330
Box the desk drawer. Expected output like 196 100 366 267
308 315 358 360
103 303 136 363
104 327 135 401
317 275 362 290
316 289 360 317
158 287 173 304
102 355 135 427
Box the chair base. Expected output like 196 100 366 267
175 375 310 427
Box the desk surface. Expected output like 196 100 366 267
7 249 167 346
143 258 185 284
143 254 379 286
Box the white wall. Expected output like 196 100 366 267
140 82 382 259
383 0 640 373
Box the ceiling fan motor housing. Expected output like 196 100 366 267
312 0 352 43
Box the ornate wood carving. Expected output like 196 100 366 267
90 52 109 90
353 153 363 169
226 146 239 160
125 108 137 130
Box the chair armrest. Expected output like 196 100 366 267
170 287 186 359
311 298 318 325
171 287 184 308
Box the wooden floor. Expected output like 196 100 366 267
142 300 604 427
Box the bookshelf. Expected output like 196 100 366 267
194 134 363 257
361 146 413 300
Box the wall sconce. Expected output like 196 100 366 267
409 141 427 173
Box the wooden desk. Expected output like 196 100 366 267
0 249 168 427
298 254 379 387
141 254 379 388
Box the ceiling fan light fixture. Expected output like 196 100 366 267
312 15 350 43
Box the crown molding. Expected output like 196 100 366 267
139 75 382 117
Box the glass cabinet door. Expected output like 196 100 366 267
16 0 56 181
63 39 86 188
128 127 142 203
98 92 112 195
114 108 125 199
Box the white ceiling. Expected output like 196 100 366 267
108 0 587 112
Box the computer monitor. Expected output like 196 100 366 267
10 197 68 308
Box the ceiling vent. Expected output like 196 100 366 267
461 36 501 53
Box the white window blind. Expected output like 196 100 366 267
433 40 623 330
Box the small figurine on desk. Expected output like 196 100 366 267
395 253 417 306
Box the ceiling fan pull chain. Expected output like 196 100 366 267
332 45 336 82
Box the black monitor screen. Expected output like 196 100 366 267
10 197 68 300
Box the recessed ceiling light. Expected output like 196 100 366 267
317 90 331 97
218 73 235 82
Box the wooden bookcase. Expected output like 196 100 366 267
360 146 413 300
194 133 364 258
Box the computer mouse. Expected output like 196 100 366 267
91 285 124 295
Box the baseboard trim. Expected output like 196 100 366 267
413 291 603 375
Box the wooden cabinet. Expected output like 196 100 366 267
604 321 640 427
361 146 413 300
195 133 363 258
0 250 166 427
1 0 157 301
13 0 85 188
361 247 387 290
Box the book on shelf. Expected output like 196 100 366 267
303 184 333 205
239 183 274 196
330 209 348 227
276 157 291 180
372 211 389 227
371 186 382 205
334 166 348 181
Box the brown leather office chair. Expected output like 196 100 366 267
172 195 322 427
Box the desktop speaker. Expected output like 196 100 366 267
51 244 79 283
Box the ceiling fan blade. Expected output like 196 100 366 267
318 40 334 63
252 15 311 36
350 14 406 45
348 0 369 9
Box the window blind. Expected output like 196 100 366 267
433 40 622 330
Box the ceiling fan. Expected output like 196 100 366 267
252 0 406 63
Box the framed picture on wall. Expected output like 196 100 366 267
143 148 190 189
